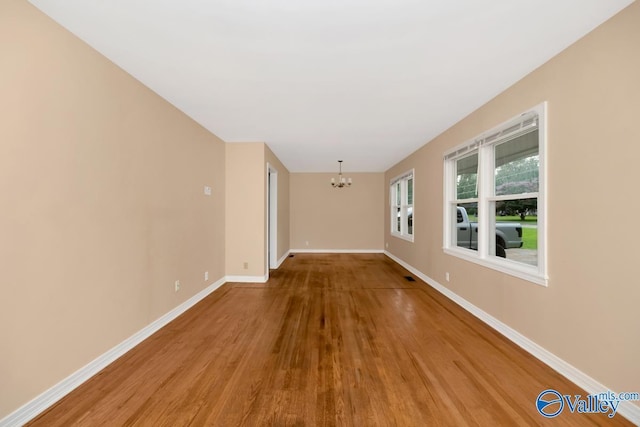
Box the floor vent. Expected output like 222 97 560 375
289 254 295 258
404 276 416 282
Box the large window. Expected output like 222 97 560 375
390 170 414 241
444 103 546 285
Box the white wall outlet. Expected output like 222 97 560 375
385 242 388 248
204 271 209 281
305 241 309 246
243 262 248 270
445 272 450 282
174 280 181 292
204 185 212 196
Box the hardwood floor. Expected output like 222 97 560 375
28 253 632 426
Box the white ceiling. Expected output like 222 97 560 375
28 0 634 172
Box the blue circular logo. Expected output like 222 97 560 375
536 389 564 418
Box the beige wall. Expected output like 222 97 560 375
225 143 291 277
0 0 226 419
385 1 640 401
225 143 266 277
290 173 384 250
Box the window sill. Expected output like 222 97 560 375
443 247 548 286
391 233 414 243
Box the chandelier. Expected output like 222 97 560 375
331 160 352 188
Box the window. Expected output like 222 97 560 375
390 170 414 241
444 103 546 285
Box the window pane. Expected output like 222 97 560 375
454 202 478 250
495 130 539 196
391 173 414 238
456 153 478 199
493 198 537 266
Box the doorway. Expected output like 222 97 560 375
267 164 278 271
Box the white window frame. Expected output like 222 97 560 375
390 169 414 242
443 103 547 286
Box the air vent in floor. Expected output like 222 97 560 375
404 276 416 282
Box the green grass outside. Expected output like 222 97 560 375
496 215 538 223
521 227 537 249
466 215 537 224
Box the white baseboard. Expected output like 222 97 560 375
276 251 290 268
0 277 227 427
383 251 640 425
290 249 384 254
225 274 268 283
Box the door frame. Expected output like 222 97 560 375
267 163 278 272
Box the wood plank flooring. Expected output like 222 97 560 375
28 253 633 426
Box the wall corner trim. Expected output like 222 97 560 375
0 277 227 427
383 251 640 425
276 251 291 269
225 274 268 283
